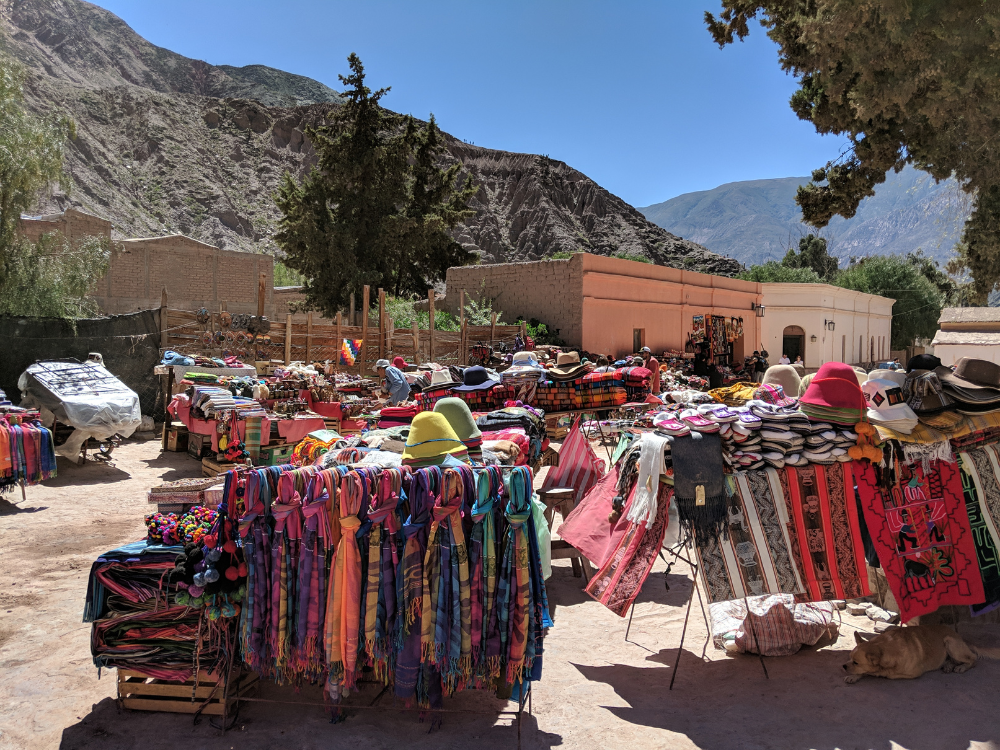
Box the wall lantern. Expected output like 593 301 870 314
824 319 836 331
810 335 818 342
751 302 766 318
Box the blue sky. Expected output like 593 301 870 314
93 0 847 208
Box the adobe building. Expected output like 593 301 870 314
444 253 893 368
931 307 1000 365
19 209 273 317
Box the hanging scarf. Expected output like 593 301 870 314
297 471 333 678
394 467 438 701
421 466 473 691
499 466 533 684
270 472 302 681
471 465 502 683
328 469 366 688
363 468 403 680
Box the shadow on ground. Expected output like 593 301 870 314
573 645 999 750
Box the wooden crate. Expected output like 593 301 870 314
187 432 211 459
166 429 188 452
117 668 258 716
202 457 237 477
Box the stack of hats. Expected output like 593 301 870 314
863 376 919 434
902 365 961 429
798 362 867 426
401 412 469 468
450 366 501 410
747 403 810 468
414 369 461 411
936 358 1000 415
723 406 764 469
800 419 856 464
433 397 483 460
545 352 593 382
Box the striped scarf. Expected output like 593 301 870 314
363 468 403 681
499 467 533 684
270 473 303 681
297 472 333 679
420 467 473 692
471 465 502 683
328 469 366 689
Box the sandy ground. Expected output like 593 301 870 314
1 439 998 750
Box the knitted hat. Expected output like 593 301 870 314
401 412 468 463
754 383 796 407
798 372 814 397
433 397 482 444
762 365 801 398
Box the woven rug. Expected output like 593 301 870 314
958 446 1000 616
854 459 984 622
782 463 870 602
696 468 805 603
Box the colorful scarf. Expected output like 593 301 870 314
364 468 404 680
854 458 984 622
296 472 333 678
269 472 303 681
471 465 502 682
328 469 366 688
958 446 1000 615
498 467 533 683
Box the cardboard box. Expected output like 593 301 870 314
187 433 211 459
166 429 188 452
256 442 295 467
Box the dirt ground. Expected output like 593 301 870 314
1 438 998 750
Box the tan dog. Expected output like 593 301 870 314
843 624 989 683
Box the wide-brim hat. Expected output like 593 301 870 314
863 378 918 422
427 368 461 389
401 412 468 461
869 369 907 388
454 365 499 391
939 357 1000 391
907 353 942 372
762 365 801 397
511 351 539 367
433 397 482 443
549 351 591 380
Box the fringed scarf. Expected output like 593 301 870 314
470 465 502 684
270 472 303 682
394 467 438 701
239 467 280 677
672 432 727 545
328 469 366 689
421 466 473 693
297 471 333 679
363 468 403 681
498 466 533 685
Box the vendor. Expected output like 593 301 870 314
375 359 410 404
639 346 660 394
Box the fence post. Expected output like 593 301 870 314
412 318 420 365
459 290 465 361
520 319 527 345
284 314 292 364
361 285 370 373
335 312 342 373
257 272 266 318
428 288 436 363
490 312 497 346
306 311 313 364
159 286 168 351
378 288 386 359
461 318 468 364
349 293 356 327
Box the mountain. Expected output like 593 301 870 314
1 0 741 276
639 166 970 268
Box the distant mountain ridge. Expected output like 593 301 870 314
1 0 740 276
639 166 969 268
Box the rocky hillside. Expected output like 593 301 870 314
639 166 969 268
1 0 740 276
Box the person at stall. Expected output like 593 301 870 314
693 352 710 377
755 350 769 383
708 361 724 390
639 346 660 394
375 359 410 404
779 353 791 365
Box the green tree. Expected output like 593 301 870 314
834 255 942 350
706 2 1000 301
904 249 960 305
275 54 475 317
737 261 822 283
781 234 838 280
0 54 109 317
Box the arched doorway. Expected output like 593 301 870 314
782 325 805 365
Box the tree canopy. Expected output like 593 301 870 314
706 2 1000 301
836 255 942 350
737 260 822 283
0 54 109 317
275 54 476 317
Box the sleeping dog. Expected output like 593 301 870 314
844 624 999 683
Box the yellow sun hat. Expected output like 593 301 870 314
401 412 468 464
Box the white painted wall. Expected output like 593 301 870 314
933 344 1000 366
759 283 894 368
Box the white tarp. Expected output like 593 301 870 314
18 360 141 459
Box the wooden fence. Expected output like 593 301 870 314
158 285 526 375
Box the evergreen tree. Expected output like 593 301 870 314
706 2 1000 301
275 54 475 316
781 234 838 280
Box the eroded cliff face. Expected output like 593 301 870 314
3 0 741 276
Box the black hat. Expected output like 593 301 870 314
907 354 942 372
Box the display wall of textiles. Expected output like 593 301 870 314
1 413 58 493
85 461 551 713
